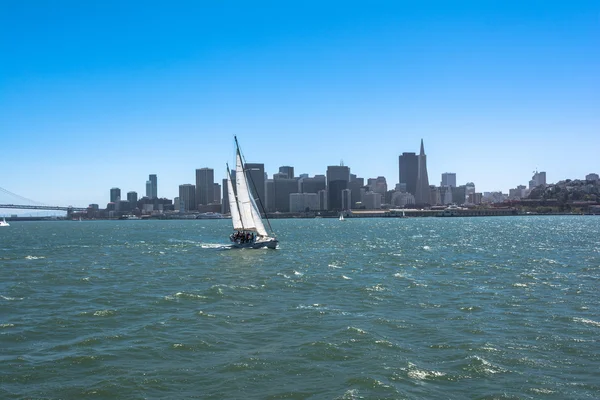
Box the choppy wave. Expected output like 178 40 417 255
1 217 599 399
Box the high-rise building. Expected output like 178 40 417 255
221 178 229 214
348 176 365 209
452 185 467 205
178 184 196 213
341 189 352 211
327 165 350 211
278 166 294 179
245 163 266 209
127 191 138 207
110 187 121 203
441 173 456 188
196 168 214 207
300 175 326 194
399 152 418 195
318 189 327 211
269 175 298 212
147 174 157 199
213 183 221 204
529 171 546 189
415 139 430 205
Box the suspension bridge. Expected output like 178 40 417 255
0 186 88 216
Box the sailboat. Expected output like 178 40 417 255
339 212 345 221
226 137 278 249
0 217 9 227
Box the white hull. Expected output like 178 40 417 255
230 237 278 249
0 218 9 227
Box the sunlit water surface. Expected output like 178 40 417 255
1 216 599 399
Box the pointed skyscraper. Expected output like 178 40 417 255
415 139 430 205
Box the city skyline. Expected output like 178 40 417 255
1 1 599 207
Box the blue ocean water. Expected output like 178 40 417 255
1 216 599 399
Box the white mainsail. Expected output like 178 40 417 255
226 165 243 231
235 151 268 237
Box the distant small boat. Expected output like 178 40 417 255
196 212 224 219
0 217 9 227
339 212 345 221
119 215 141 220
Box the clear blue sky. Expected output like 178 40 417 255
1 0 598 207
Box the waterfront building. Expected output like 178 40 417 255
327 165 350 211
391 191 415 207
415 139 431 205
468 192 483 204
196 168 214 208
399 152 418 196
482 191 506 203
362 191 382 210
509 185 528 200
245 163 266 208
289 193 319 212
110 187 121 203
148 174 157 199
178 184 196 213
441 173 456 188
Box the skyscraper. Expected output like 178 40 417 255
196 168 214 207
278 166 294 179
399 152 418 195
415 139 430 205
245 163 266 209
147 174 157 199
110 187 121 203
529 171 546 189
127 191 138 207
327 165 350 211
441 173 456 187
178 184 196 213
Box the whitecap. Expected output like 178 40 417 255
342 275 352 280
93 309 116 317
1 295 23 301
573 317 600 327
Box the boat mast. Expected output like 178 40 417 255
234 136 276 236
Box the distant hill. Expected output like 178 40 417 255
527 179 599 203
